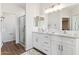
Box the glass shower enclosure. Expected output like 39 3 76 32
19 15 26 47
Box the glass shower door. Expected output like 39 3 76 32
19 15 25 47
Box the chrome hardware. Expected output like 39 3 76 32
61 45 63 51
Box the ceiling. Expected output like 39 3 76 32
8 3 77 12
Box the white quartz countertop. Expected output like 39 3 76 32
33 32 79 39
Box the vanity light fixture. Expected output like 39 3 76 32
45 3 64 14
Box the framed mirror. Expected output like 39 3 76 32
34 16 44 27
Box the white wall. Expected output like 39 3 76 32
2 13 17 42
48 12 61 31
1 3 25 43
0 3 2 48
26 3 40 50
71 4 79 16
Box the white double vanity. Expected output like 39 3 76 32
33 31 79 55
32 4 79 55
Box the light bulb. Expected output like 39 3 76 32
45 8 53 14
44 4 64 14
53 6 58 12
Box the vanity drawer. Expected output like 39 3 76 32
39 34 50 38
40 35 51 47
41 43 50 50
51 36 62 42
42 40 50 45
40 45 51 54
62 37 75 45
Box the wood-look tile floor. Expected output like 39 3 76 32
1 41 26 55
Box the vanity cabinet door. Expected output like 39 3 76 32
52 40 61 55
51 36 62 55
61 43 73 55
33 33 41 49
61 37 74 55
